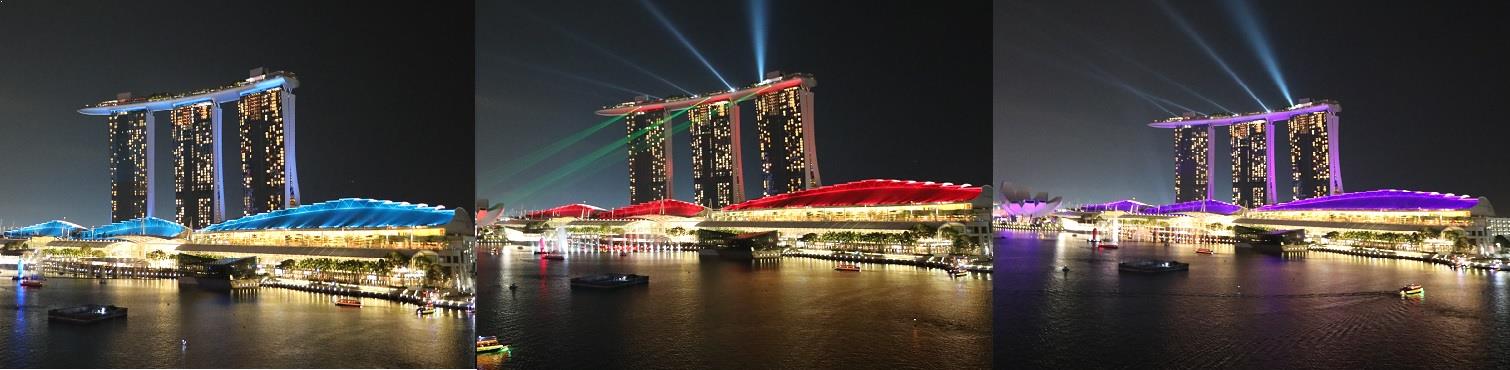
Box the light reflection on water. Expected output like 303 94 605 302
993 230 1510 368
477 246 991 369
1 278 470 368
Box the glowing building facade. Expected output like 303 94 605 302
1172 125 1211 203
753 73 821 197
1288 105 1343 201
171 102 222 229
238 86 299 215
1229 120 1273 208
624 107 670 204
108 110 152 222
82 69 299 223
688 102 744 209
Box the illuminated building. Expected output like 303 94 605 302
596 72 820 202
170 102 223 229
1229 120 1273 208
753 72 821 196
2 220 85 238
1287 100 1343 200
238 77 300 215
1172 125 1212 202
1240 190 1494 252
1151 99 1343 204
688 101 745 208
188 198 475 293
623 105 671 204
81 68 299 221
107 109 152 221
79 217 188 240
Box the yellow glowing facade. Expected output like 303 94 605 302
189 227 450 249
710 203 979 223
1173 125 1210 202
753 79 821 197
171 102 219 229
1288 111 1339 200
1229 120 1270 208
238 88 297 215
625 109 670 204
688 101 745 209
108 110 150 222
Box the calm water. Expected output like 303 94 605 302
1 278 470 368
476 246 991 369
993 230 1510 368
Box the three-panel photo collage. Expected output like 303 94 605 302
5 1 1508 369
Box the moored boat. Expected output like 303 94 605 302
542 254 565 260
48 304 127 324
834 264 861 272
20 279 44 288
334 298 363 307
1118 260 1189 273
570 273 649 289
1196 247 1214 255
477 336 510 353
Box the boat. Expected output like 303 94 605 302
416 303 437 315
476 336 510 353
1400 284 1424 297
1196 247 1214 255
620 252 628 257
948 268 969 277
1098 243 1119 249
334 298 363 307
542 254 565 260
508 283 518 291
1117 260 1190 273
20 279 43 288
570 273 650 289
1061 266 1070 272
48 304 128 324
834 264 862 272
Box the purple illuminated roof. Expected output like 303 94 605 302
1253 190 1479 212
1148 102 1334 128
1077 200 1152 213
1147 199 1243 215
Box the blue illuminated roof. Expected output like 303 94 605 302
80 217 188 240
201 198 454 232
4 220 84 238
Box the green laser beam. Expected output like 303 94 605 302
493 106 699 205
480 113 628 190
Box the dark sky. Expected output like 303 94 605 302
998 1 1510 209
0 0 474 227
478 0 992 213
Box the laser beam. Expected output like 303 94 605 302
640 0 735 90
1156 0 1269 112
1224 0 1293 106
749 0 769 81
503 57 658 99
518 9 695 96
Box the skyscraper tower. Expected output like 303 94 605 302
107 108 151 222
1229 120 1274 208
1172 125 1212 203
624 107 670 204
1287 101 1343 201
688 101 745 209
170 101 223 229
753 72 820 197
237 73 300 216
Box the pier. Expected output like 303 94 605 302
782 249 992 273
260 279 474 310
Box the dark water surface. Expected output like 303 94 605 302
476 246 991 369
1 278 470 368
993 230 1510 368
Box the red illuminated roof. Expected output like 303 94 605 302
722 180 983 211
595 77 808 116
524 203 604 219
598 199 706 219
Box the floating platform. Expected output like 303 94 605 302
1118 260 1190 273
48 304 128 324
570 273 649 289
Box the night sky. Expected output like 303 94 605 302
998 1 1510 210
0 1 474 227
478 1 992 213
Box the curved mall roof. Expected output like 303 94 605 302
1077 200 1153 213
599 199 706 219
525 203 605 219
4 220 84 238
1253 190 1481 212
80 217 188 240
201 198 454 232
595 74 811 116
722 179 982 211
78 72 298 115
1147 199 1244 215
1147 101 1335 129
